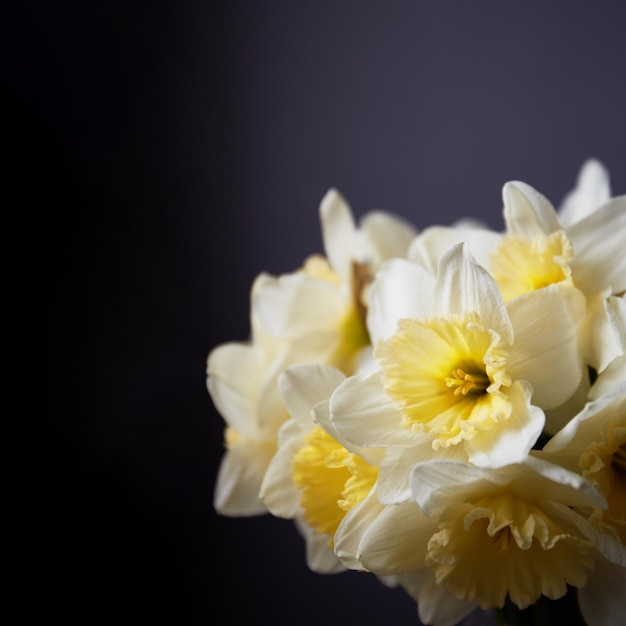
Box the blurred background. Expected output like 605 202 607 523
6 1 625 624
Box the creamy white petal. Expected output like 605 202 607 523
334 488 385 570
330 370 418 448
207 342 266 437
294 518 346 574
568 195 626 296
357 502 438 574
465 381 544 468
253 271 346 338
360 210 418 265
278 364 345 429
558 158 611 228
259 426 303 518
411 461 513 518
320 188 357 284
213 439 275 516
312 397 383 466
366 258 436 344
408 225 502 275
578 557 626 626
399 569 476 626
503 181 561 238
377 441 466 505
435 242 513 344
506 284 585 409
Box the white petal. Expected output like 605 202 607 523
413 576 477 626
213 440 275 516
207 342 265 437
503 181 561 237
334 489 385 570
295 519 346 574
357 502 437 574
408 225 502 275
377 442 466 505
558 158 611 228
259 430 303 518
411 461 513 517
465 381 544 468
436 242 513 344
278 364 345 429
578 557 626 626
506 284 586 409
330 370 418 448
253 271 346 338
360 210 418 265
569 195 626 296
366 258 436 344
320 188 357 284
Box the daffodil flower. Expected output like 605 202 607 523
208 275 338 515
253 189 418 375
260 363 382 573
329 242 584 470
410 457 605 616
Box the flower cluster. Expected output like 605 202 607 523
207 160 625 626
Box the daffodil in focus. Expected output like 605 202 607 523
253 189 418 375
260 363 382 573
329 241 584 470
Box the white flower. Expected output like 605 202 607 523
208 275 334 516
409 457 605 614
260 363 381 573
330 241 584 470
253 189 418 375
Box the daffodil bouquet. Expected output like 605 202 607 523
207 160 625 626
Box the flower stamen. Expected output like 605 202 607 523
446 368 490 396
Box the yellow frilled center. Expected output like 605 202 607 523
490 230 573 302
375 312 512 449
579 414 626 544
303 255 371 375
291 426 378 543
426 493 594 610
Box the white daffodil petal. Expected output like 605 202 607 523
578 557 626 626
259 432 304 518
253 272 346 338
415 576 477 626
466 381 544 468
558 158 611 228
503 181 561 238
568 196 626 296
435 242 513 344
377 441 466 505
278 364 346 429
357 502 437 574
360 210 418 265
408 225 502 276
320 188 357 284
334 488 385 570
366 258 436 344
506 284 585 409
411 461 512 518
294 518 346 574
214 438 275 516
207 342 265 437
330 370 418 448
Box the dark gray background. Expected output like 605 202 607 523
6 2 624 624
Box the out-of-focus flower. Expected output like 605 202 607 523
253 189 418 375
260 363 382 573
